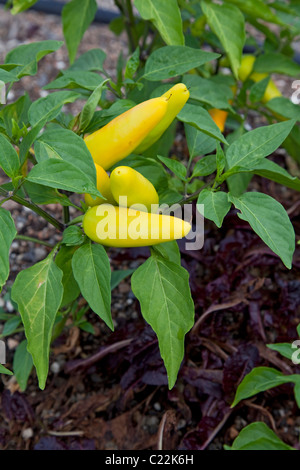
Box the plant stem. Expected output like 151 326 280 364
0 187 64 231
15 235 54 248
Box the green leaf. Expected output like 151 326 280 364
11 0 39 14
26 159 101 196
183 74 234 110
131 251 194 389
68 48 106 72
23 181 74 206
201 1 245 79
0 364 13 375
1 315 22 336
72 242 113 329
0 93 31 138
62 226 86 246
192 155 217 177
78 80 109 133
29 127 100 196
267 342 295 361
178 104 228 145
111 269 135 291
44 70 104 91
28 91 80 127
5 40 63 78
224 0 281 24
225 422 295 450
125 47 140 80
231 366 300 408
185 124 217 158
142 46 219 81
157 155 187 181
197 189 231 228
11 254 63 389
229 192 295 269
151 241 181 266
266 97 300 121
254 52 300 76
55 245 80 308
226 120 296 169
249 76 270 103
13 340 33 391
134 0 184 46
0 134 20 178
62 0 98 64
0 208 17 289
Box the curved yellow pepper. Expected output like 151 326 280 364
84 96 168 170
110 166 159 213
84 163 115 207
83 204 191 248
135 83 190 154
238 55 281 103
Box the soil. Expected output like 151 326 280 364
0 3 300 451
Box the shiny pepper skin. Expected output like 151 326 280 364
238 55 281 103
83 204 191 248
110 166 159 213
208 109 228 133
84 96 168 170
135 83 190 154
84 163 115 207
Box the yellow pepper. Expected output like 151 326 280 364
83 204 191 248
84 163 115 207
84 96 168 170
135 83 190 154
208 109 228 133
238 55 281 103
110 166 159 213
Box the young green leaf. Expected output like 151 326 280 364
0 134 20 179
0 364 13 375
225 422 295 450
231 366 300 408
62 0 97 64
197 189 231 228
134 0 184 46
11 254 64 389
131 251 194 389
229 192 295 268
0 208 17 289
72 242 113 330
157 155 187 181
192 155 217 178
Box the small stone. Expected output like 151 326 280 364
50 362 60 374
6 300 15 312
153 402 161 411
35 247 47 261
22 428 33 440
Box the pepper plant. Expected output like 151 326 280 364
0 0 300 449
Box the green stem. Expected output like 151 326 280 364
15 235 54 248
0 187 64 231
